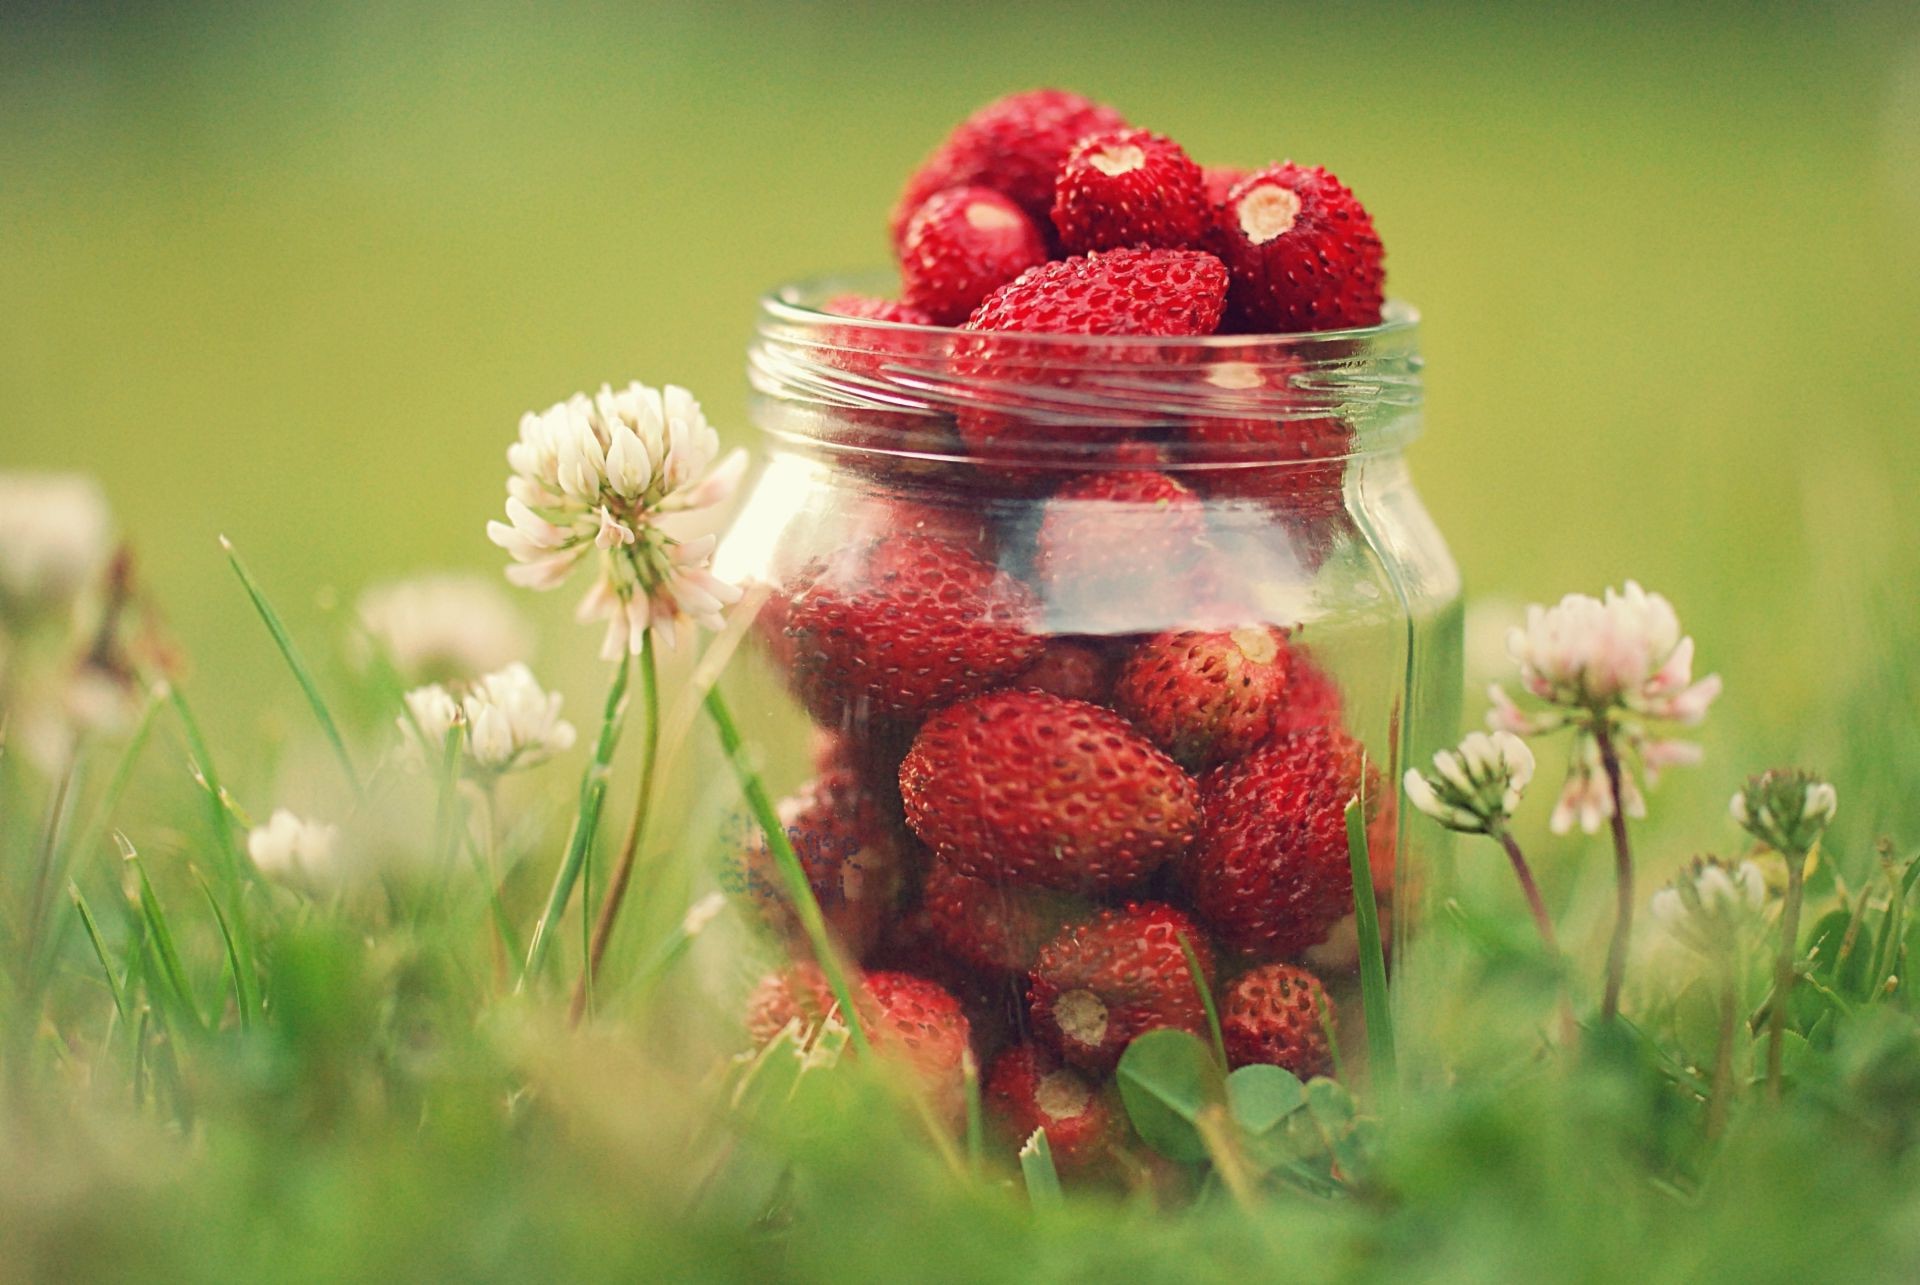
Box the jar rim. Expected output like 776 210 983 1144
748 273 1423 469
760 273 1421 349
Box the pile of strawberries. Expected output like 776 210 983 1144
733 90 1394 1176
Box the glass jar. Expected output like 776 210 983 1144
712 276 1461 1152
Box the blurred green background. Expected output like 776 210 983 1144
5 0 1918 794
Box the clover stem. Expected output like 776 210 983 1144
1706 968 1738 1143
1593 720 1635 1023
1495 824 1577 1042
569 632 660 1026
1766 845 1808 1100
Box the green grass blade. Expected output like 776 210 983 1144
1346 774 1396 1096
191 866 255 1029
1180 930 1228 1068
521 652 631 986
704 684 870 1056
221 536 362 801
165 683 245 883
69 882 130 1024
962 1048 985 1175
1018 1129 1063 1209
118 833 204 1035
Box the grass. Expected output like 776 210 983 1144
5 1 1920 1279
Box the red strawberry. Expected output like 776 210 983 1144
985 1044 1123 1171
746 964 973 1120
900 187 1049 326
900 690 1200 894
1201 165 1248 209
1013 637 1116 704
952 249 1230 456
783 533 1042 721
890 89 1128 247
923 857 1085 975
845 493 994 560
821 293 937 327
1220 962 1333 1077
1211 163 1385 332
1271 650 1345 735
729 769 906 959
1033 470 1206 609
1113 625 1298 772
1027 902 1214 1071
1181 356 1352 509
1052 128 1209 255
1182 727 1376 956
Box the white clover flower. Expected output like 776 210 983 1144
1731 769 1838 855
355 574 533 683
1488 582 1721 834
1404 731 1535 835
486 382 748 658
400 662 575 778
0 473 113 625
1649 856 1768 957
247 809 341 886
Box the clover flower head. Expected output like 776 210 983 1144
486 381 748 658
401 662 576 778
1649 855 1768 957
1404 730 1534 835
1488 582 1721 834
247 809 341 887
356 574 533 683
1731 769 1837 855
0 473 113 626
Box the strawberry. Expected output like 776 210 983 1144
1182 726 1376 956
1271 649 1346 735
746 964 973 1120
1210 163 1385 332
1014 637 1116 704
985 1044 1123 1171
1201 165 1248 210
728 769 906 959
1051 127 1209 255
1032 470 1206 609
1219 962 1333 1077
899 690 1200 894
821 293 936 327
952 249 1230 456
1180 356 1352 509
1112 625 1297 772
1027 902 1214 1071
782 533 1042 721
845 492 995 560
900 186 1049 326
890 89 1128 247
922 857 1085 975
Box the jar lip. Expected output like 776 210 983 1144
759 272 1421 349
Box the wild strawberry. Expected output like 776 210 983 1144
900 187 1049 326
923 857 1085 975
1052 128 1209 255
1014 637 1116 704
1180 357 1353 509
1201 165 1248 210
1182 727 1376 956
953 249 1230 456
844 492 995 560
985 1044 1123 1171
1211 163 1385 332
899 690 1201 894
1271 649 1346 735
1032 470 1206 611
1112 625 1298 772
728 769 906 959
746 964 973 1120
783 533 1042 722
1027 902 1214 1071
890 89 1128 247
821 293 937 327
1219 962 1333 1077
